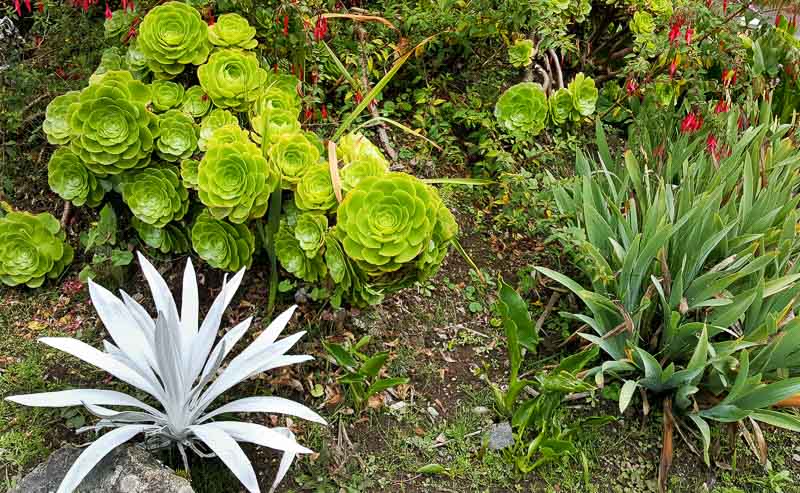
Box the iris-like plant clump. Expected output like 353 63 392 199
0 211 74 288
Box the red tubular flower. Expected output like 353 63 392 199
274 63 279 73
706 0 712 6
714 99 730 113
313 16 328 41
776 14 783 27
105 2 112 19
82 0 89 12
706 133 718 154
37 0 43 13
128 0 134 11
680 112 703 134
685 27 693 45
122 0 127 10
722 68 736 87
723 0 728 13
321 105 328 120
669 22 682 44
283 15 289 36
208 13 215 26
14 0 21 16
304 108 313 121
355 91 363 104
24 0 31 12
669 57 678 78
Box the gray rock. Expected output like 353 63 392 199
485 421 514 451
10 444 194 493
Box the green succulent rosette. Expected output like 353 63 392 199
294 213 327 257
337 132 388 168
251 109 302 144
337 172 457 280
325 229 384 307
648 0 673 19
125 40 151 80
267 132 321 188
204 124 251 149
197 136 279 223
494 82 548 136
151 80 185 112
181 85 212 118
208 13 258 49
43 91 80 145
180 159 200 189
67 70 158 176
198 109 238 151
47 148 105 207
276 224 326 282
549 88 573 125
104 9 137 41
156 110 198 162
508 39 534 68
132 217 190 254
567 73 598 117
198 48 267 111
120 165 189 228
0 211 74 288
191 209 254 271
90 48 127 84
252 75 301 118
295 164 337 212
340 159 388 194
138 1 211 79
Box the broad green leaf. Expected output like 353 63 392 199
365 377 409 398
619 380 638 413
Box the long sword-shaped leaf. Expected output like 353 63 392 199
5 389 163 417
189 424 260 493
203 421 312 454
332 34 438 141
199 396 326 424
269 428 299 493
57 424 153 493
355 116 443 150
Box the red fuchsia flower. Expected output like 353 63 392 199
304 108 313 121
128 0 134 12
722 68 736 87
37 0 43 13
14 0 21 16
706 0 712 7
669 57 679 78
105 2 112 20
685 27 694 45
714 99 730 113
24 0 31 12
625 78 638 95
706 133 718 154
313 16 328 41
283 15 289 36
776 14 783 27
669 21 682 45
321 105 328 120
680 112 703 134
355 91 363 104
122 0 127 10
723 0 728 13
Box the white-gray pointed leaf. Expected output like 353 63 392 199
199 396 326 425
57 425 153 493
136 252 180 329
189 424 260 493
269 428 298 493
5 389 163 417
206 421 312 454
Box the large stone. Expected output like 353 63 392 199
485 421 514 451
10 444 194 493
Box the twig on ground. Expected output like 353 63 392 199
535 291 561 334
430 428 484 449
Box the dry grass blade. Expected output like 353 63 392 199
321 13 399 31
658 398 674 493
328 141 342 203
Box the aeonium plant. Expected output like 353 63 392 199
5 254 326 493
37 1 459 307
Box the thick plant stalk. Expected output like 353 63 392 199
548 49 564 89
356 27 398 162
260 115 282 315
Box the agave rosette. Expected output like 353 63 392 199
0 211 74 288
68 70 159 176
48 148 105 207
198 48 267 111
191 210 255 272
5 254 326 493
137 1 211 79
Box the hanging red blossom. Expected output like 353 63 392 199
723 0 728 13
283 15 289 36
685 27 693 45
669 57 678 78
669 21 682 44
304 108 313 121
706 133 718 155
680 112 703 134
313 16 328 41
625 79 638 95
208 14 215 26
321 105 328 120
706 0 712 6
37 0 43 13
128 0 134 12
122 0 127 10
355 91 363 104
105 2 112 19
24 0 31 12
714 99 730 113
776 14 783 27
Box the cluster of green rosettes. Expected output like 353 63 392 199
495 74 598 136
31 1 458 306
0 211 73 288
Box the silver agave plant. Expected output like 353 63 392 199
5 253 326 493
